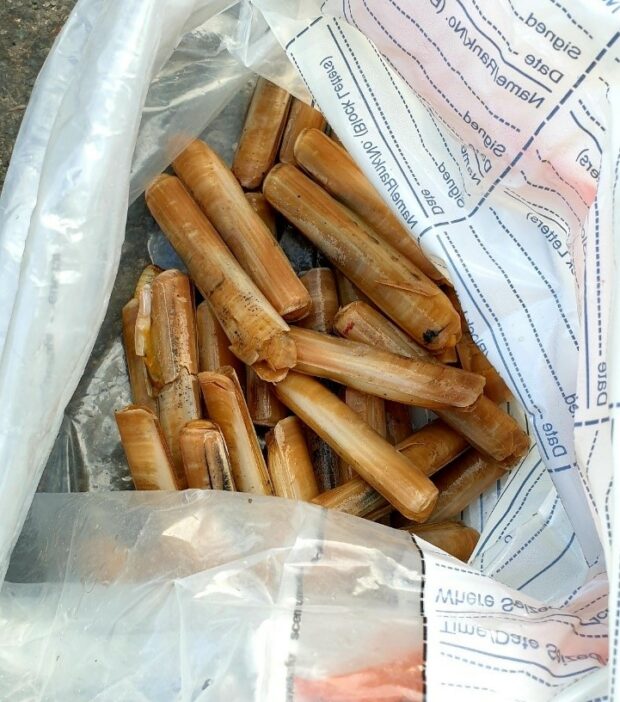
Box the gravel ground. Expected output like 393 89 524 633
0 0 75 187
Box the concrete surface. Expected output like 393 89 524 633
0 0 75 188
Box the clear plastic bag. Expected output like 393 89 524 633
0 491 607 701
0 0 617 699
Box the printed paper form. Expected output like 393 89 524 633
284 0 620 568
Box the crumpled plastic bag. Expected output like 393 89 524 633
0 0 617 699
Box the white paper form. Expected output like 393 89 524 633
278 0 620 567
421 547 608 701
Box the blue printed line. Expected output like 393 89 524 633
535 148 589 207
613 149 620 240
518 169 582 223
440 682 499 694
321 24 427 212
418 32 618 239
365 39 472 195
360 0 521 130
574 592 608 613
483 458 543 550
453 0 551 92
575 417 610 428
503 188 570 235
471 227 569 398
570 110 603 154
517 533 577 590
578 98 606 132
438 235 538 413
604 479 613 546
594 200 603 356
440 643 600 685
468 0 519 55
435 610 606 637
531 422 550 461
435 560 487 576
544 0 594 39
285 15 323 49
489 207 578 347
338 19 442 178
505 0 525 22
598 75 611 100
547 464 573 473
492 497 559 575
417 102 472 196
585 429 599 483
434 608 606 628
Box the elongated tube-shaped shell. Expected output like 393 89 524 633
145 174 295 382
298 268 339 333
334 301 432 361
312 477 386 517
445 288 512 403
157 370 201 488
406 521 480 561
274 372 438 521
456 332 512 404
115 406 179 490
306 429 339 491
339 387 387 483
134 285 152 360
134 264 163 298
245 192 277 238
435 346 458 364
180 421 212 489
196 301 244 383
334 270 371 307
232 78 291 189
246 366 289 427
266 416 319 500
264 164 460 350
148 269 198 387
122 299 158 413
397 420 469 475
334 302 528 463
280 100 326 164
202 426 236 492
385 402 412 445
315 420 468 517
344 388 387 438
294 128 442 282
199 367 272 495
439 396 529 466
289 327 484 409
365 505 394 523
180 419 235 491
429 451 506 523
174 140 310 321
139 270 201 485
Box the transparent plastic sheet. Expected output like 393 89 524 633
0 0 617 699
0 493 425 701
0 491 608 701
